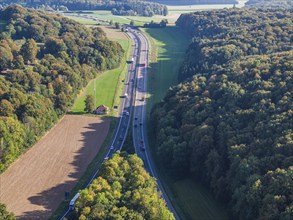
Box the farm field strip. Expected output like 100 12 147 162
0 115 110 219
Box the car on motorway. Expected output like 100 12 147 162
121 93 128 98
124 111 129 116
134 124 137 127
110 145 114 150
135 117 138 120
140 140 144 144
139 122 142 126
140 146 145 151
105 156 109 160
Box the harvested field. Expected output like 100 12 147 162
0 115 110 219
100 26 128 40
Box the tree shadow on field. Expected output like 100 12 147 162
20 115 115 219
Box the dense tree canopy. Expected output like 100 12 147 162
176 9 293 81
0 5 124 172
152 9 293 220
0 0 168 17
71 153 174 220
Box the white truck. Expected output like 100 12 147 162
69 193 80 210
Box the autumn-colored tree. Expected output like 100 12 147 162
84 95 94 113
73 153 175 220
20 38 38 64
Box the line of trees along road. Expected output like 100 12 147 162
0 5 124 173
151 9 293 220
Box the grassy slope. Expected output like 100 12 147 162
70 38 130 115
143 26 189 109
173 179 228 220
144 26 228 220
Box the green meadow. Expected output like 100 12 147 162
70 37 130 115
142 26 190 109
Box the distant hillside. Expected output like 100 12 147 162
0 0 168 17
145 0 238 5
245 0 293 9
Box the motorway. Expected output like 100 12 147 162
60 25 179 219
130 30 180 220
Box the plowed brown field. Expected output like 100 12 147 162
0 115 110 219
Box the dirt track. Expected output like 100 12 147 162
0 115 110 219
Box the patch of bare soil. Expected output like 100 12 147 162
0 115 110 219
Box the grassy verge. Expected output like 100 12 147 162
142 26 190 111
143 26 228 220
173 179 228 220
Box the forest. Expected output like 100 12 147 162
245 0 293 9
0 5 124 173
152 9 293 220
0 0 168 17
70 153 174 220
